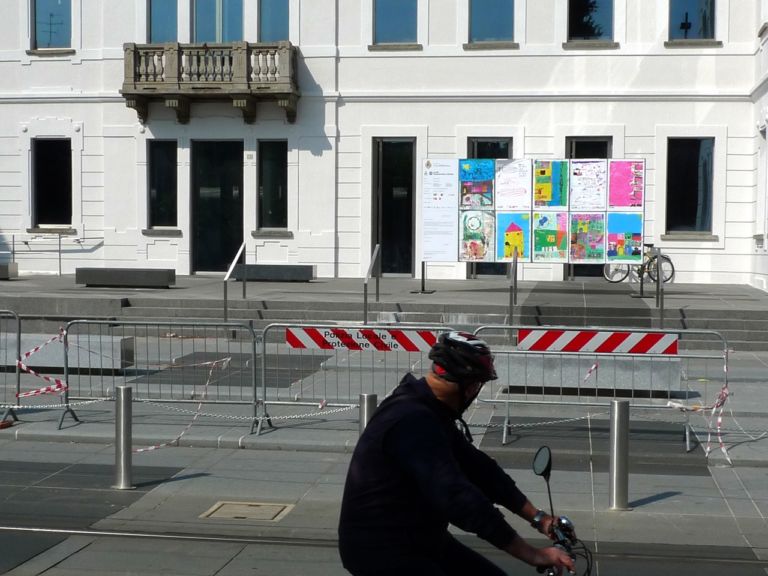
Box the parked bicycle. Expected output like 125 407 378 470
602 242 674 284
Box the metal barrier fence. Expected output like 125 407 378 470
473 325 729 446
0 310 21 423
63 319 261 427
258 323 451 432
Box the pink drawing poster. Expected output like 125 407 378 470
608 160 645 210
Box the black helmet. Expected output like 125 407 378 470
428 331 497 383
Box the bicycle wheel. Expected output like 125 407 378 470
646 255 675 283
603 263 630 283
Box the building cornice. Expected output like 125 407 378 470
338 91 751 103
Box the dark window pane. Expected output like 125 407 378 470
375 0 417 44
258 141 288 229
149 141 178 227
34 0 71 48
666 138 714 232
194 0 242 42
33 139 71 226
222 0 243 41
669 0 715 40
150 0 177 43
260 0 289 42
568 0 613 41
470 0 513 43
469 138 511 159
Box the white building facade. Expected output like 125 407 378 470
1 0 767 287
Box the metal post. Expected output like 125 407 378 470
58 234 62 276
609 399 630 510
223 281 228 322
242 246 247 299
656 250 665 329
113 385 134 490
363 283 368 324
359 393 378 435
11 235 15 263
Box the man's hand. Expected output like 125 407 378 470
538 513 556 539
532 546 575 574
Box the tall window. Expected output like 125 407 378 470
669 0 715 40
33 0 71 49
666 138 714 232
259 0 288 42
470 0 514 43
148 141 178 228
193 0 243 43
568 0 613 41
33 139 72 226
374 0 417 44
258 141 288 229
149 0 178 43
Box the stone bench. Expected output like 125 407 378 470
76 267 175 288
233 264 315 282
0 263 18 280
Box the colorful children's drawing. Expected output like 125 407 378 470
606 212 643 262
459 159 495 208
532 211 568 262
460 210 495 262
570 160 607 210
608 160 645 209
496 212 531 262
570 213 605 263
495 159 533 210
533 160 568 209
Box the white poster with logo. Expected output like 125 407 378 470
421 158 460 262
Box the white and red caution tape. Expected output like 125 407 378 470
16 329 69 398
582 361 599 383
286 327 437 352
517 329 678 355
133 357 230 453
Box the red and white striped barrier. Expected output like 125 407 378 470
517 329 678 355
16 329 69 398
286 327 437 352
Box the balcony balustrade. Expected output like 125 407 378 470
121 41 299 124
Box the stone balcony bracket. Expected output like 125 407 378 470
121 41 300 125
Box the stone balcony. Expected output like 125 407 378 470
121 41 300 124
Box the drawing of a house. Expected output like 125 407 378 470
504 221 524 258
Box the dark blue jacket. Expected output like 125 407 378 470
338 373 527 569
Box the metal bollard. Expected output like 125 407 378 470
358 393 378 436
609 399 630 510
113 385 135 490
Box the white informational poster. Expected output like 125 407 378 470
421 158 460 262
569 159 607 211
495 159 533 210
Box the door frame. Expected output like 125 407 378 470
361 125 427 279
371 137 416 276
190 139 244 273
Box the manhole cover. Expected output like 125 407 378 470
200 501 293 521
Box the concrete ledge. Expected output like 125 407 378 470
233 264 315 282
0 262 18 279
76 267 176 288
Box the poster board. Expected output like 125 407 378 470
420 157 645 266
570 159 607 210
495 159 533 210
421 159 460 262
608 159 645 210
460 210 495 262
496 212 531 262
570 212 606 264
532 211 569 263
459 159 495 209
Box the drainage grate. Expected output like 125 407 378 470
200 501 294 521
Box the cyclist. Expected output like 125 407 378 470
338 331 574 576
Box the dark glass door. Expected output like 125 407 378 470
567 138 612 278
373 139 414 275
191 141 243 272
